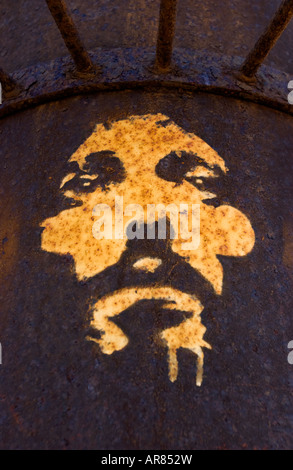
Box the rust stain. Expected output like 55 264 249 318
40 114 255 384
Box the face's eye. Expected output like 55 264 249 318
185 162 224 199
155 150 225 202
61 151 126 193
155 151 219 183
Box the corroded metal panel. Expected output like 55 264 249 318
0 90 293 449
1 0 293 74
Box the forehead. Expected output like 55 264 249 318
69 113 226 172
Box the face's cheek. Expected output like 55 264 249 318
171 203 255 295
212 205 255 257
40 188 128 280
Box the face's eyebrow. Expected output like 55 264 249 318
155 118 173 128
82 150 118 173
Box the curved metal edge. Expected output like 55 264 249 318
0 47 292 119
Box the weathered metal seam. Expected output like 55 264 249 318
0 49 292 119
0 81 292 120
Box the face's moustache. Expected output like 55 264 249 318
83 248 217 307
86 258 205 338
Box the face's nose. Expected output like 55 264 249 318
125 217 176 243
123 218 176 269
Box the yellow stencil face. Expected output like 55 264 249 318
40 113 255 385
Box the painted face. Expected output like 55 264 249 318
41 114 255 385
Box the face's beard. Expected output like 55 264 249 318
84 243 217 386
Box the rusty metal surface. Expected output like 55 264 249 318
45 0 94 74
1 0 293 118
0 67 20 96
240 0 293 78
155 0 178 70
0 90 293 449
1 0 293 76
0 48 292 120
1 0 293 452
